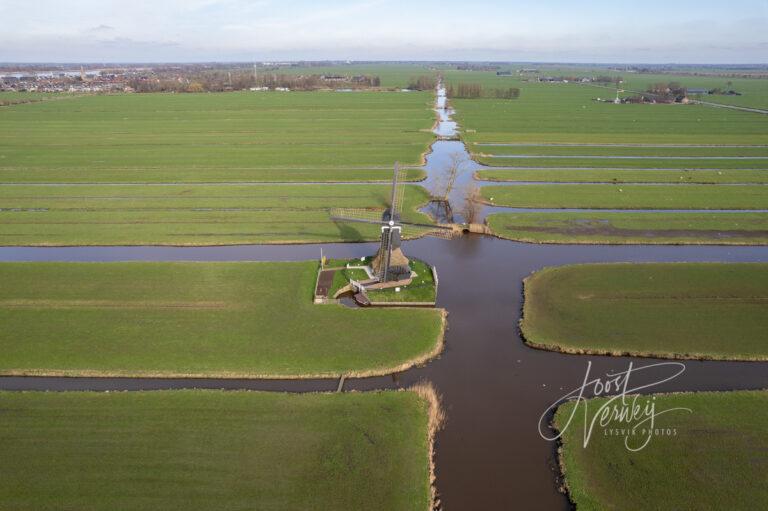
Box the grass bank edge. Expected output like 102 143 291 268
552 389 768 511
484 213 768 246
0 261 447 378
410 381 446 511
0 309 447 380
486 230 768 247
0 385 444 511
519 262 768 362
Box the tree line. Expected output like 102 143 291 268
446 83 520 99
407 75 437 91
128 71 382 93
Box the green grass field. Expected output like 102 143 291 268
0 262 444 377
522 263 768 360
0 90 437 245
444 66 768 109
451 82 768 147
486 211 768 245
478 156 768 169
556 390 768 511
478 168 768 184
448 70 768 246
0 183 433 245
0 389 432 511
481 184 768 209
474 143 768 169
0 91 434 183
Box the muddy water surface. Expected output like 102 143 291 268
3 238 768 510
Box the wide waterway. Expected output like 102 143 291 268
1 85 767 510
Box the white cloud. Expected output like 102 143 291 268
0 0 765 62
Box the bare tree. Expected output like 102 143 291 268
460 182 482 225
431 152 467 200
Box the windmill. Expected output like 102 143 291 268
330 163 456 286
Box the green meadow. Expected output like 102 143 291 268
478 157 768 169
486 211 768 245
0 183 432 245
443 66 768 109
482 184 768 209
445 70 768 245
0 389 432 511
615 72 768 110
0 262 444 377
522 263 768 360
556 390 768 511
451 80 768 146
0 90 434 183
478 168 768 184
0 90 438 245
474 143 768 169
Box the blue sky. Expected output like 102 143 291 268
0 0 766 63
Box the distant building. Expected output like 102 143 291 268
687 88 709 95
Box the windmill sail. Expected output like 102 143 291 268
329 162 458 284
390 163 407 220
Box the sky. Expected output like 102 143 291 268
0 0 766 63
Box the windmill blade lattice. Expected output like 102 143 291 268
327 162 457 285
329 207 385 224
391 163 407 219
400 222 457 240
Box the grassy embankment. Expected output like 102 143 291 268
556 390 768 511
478 168 768 184
522 263 768 360
486 211 768 245
0 389 437 511
481 183 768 209
0 90 437 245
476 143 768 169
0 262 445 377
